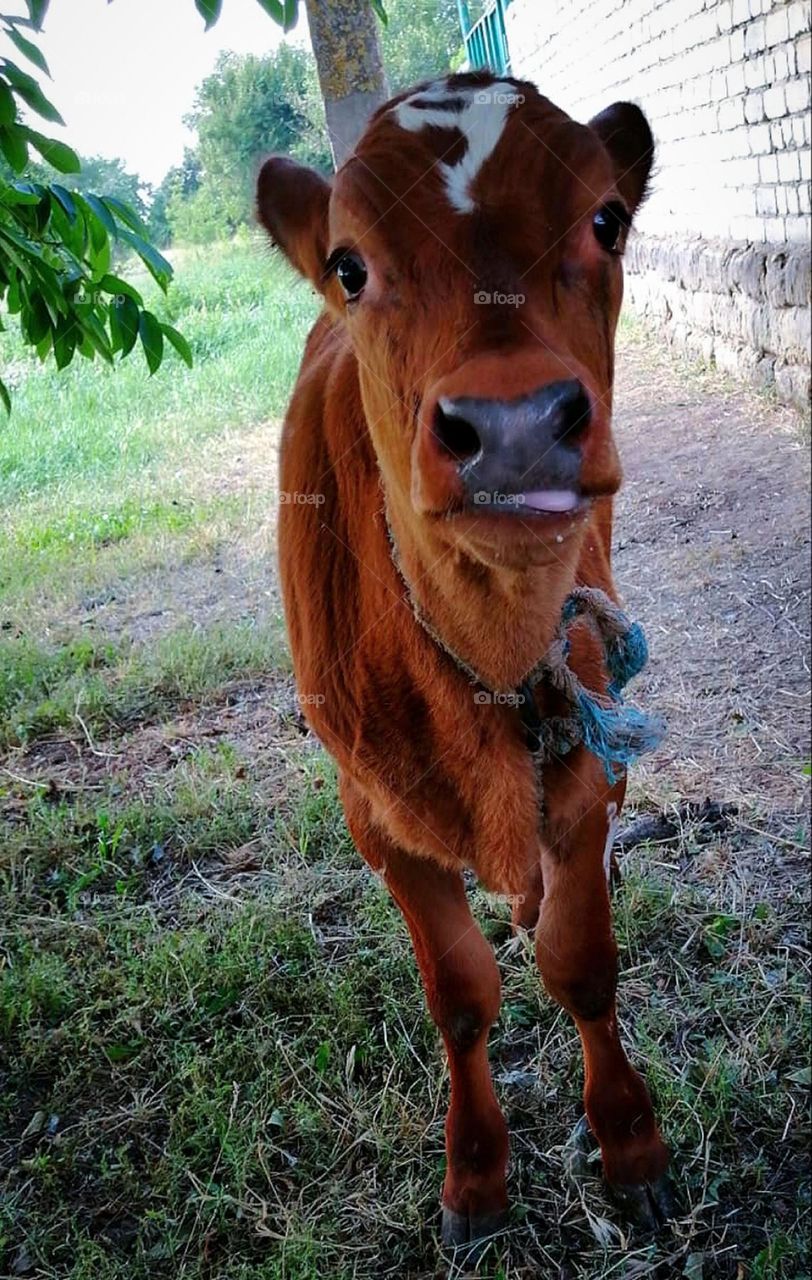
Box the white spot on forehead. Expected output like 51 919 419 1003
392 79 522 214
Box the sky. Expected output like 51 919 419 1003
3 0 310 186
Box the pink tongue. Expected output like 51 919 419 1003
520 489 579 513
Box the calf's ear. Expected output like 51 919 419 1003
588 102 654 216
257 156 331 289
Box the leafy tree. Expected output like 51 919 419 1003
168 44 330 244
0 151 149 216
166 1 462 246
148 148 201 246
0 3 190 411
381 0 463 93
63 154 151 224
0 0 390 411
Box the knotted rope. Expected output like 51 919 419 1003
524 586 665 782
386 518 665 789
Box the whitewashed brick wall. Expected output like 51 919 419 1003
505 0 812 407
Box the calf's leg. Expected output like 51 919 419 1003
536 795 672 1224
342 788 509 1246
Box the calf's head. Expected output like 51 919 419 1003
258 74 653 567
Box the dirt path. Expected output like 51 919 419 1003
613 327 810 840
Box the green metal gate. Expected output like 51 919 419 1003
456 0 511 75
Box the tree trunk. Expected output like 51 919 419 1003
305 0 389 169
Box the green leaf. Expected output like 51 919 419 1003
49 182 76 221
161 322 193 368
254 0 285 21
282 0 298 29
24 0 50 30
23 127 80 172
80 193 117 237
195 0 223 29
97 272 143 305
21 288 50 344
77 309 114 364
138 309 163 374
0 124 28 173
101 195 147 236
104 1040 144 1064
1 59 64 123
53 316 76 370
787 1066 812 1085
369 0 388 22
0 375 10 415
0 231 35 281
109 294 139 357
4 23 51 75
84 205 107 254
48 196 86 259
0 81 16 125
87 225 111 280
1 181 40 204
117 227 172 292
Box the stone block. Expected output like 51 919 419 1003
765 8 790 46
763 84 787 117
788 0 812 38
756 186 778 215
786 77 811 113
775 361 811 409
745 17 766 53
778 149 801 181
786 214 811 242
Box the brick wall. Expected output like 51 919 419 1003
505 0 812 408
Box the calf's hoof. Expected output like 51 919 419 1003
608 1172 676 1234
441 1204 509 1255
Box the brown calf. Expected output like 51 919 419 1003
258 72 672 1250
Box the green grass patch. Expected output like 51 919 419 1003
1 764 809 1278
0 617 286 748
1 241 316 506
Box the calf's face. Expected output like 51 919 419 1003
258 75 653 566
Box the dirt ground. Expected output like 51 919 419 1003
612 331 810 872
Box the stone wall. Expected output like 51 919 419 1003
505 0 812 409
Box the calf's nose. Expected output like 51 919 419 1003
430 379 591 511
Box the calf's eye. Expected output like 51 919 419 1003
335 252 368 299
592 202 630 253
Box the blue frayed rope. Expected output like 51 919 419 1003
533 587 665 782
385 511 663 784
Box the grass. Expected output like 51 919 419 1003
1 242 810 1279
1 237 312 506
0 619 288 749
0 235 315 613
